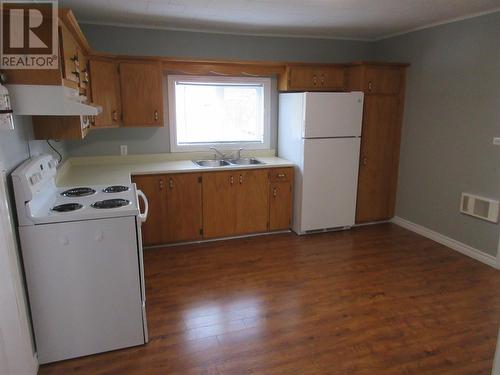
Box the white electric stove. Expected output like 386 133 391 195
11 154 149 364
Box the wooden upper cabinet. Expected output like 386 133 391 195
164 173 203 243
89 59 121 128
235 169 269 234
119 61 164 127
279 65 346 91
364 67 402 95
132 174 167 246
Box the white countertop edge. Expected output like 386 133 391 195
56 154 294 187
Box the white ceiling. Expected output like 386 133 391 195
60 0 500 40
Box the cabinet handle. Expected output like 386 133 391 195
312 75 317 86
273 187 277 197
239 174 243 184
230 176 234 185
362 157 368 166
277 173 286 179
154 110 159 121
159 179 164 190
168 178 174 190
368 81 373 92
320 74 325 86
112 110 118 122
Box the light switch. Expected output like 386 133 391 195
493 138 500 146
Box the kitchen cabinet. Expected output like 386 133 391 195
164 173 203 243
202 171 237 239
132 175 167 246
135 167 293 246
203 169 269 238
32 116 90 140
119 61 164 127
89 59 121 128
234 169 269 234
346 63 407 223
132 173 203 245
269 180 293 231
364 67 402 95
279 65 346 91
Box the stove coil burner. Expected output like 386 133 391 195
61 187 96 197
52 203 84 212
91 198 131 209
103 185 130 193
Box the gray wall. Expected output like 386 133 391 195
65 17 500 257
375 11 500 256
65 24 374 156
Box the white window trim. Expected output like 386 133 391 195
167 74 271 153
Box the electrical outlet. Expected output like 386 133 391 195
120 145 128 155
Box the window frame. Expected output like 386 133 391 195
167 74 271 153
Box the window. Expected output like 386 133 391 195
168 75 271 152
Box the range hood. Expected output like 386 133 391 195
6 84 102 116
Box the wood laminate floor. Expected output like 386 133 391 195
39 223 500 375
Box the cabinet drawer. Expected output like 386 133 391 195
364 67 402 95
269 168 293 182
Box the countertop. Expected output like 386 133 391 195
56 151 295 187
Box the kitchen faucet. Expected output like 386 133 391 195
210 147 226 160
235 148 243 160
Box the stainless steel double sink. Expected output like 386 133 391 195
193 158 265 168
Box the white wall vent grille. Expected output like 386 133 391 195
460 193 499 223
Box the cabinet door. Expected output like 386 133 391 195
59 23 79 84
235 169 269 234
202 171 237 239
164 173 203 243
120 62 163 127
286 66 345 91
269 181 293 231
89 59 121 128
318 66 345 90
364 67 401 95
132 175 166 246
356 95 402 223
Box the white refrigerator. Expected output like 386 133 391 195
278 92 364 234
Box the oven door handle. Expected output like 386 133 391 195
137 190 149 223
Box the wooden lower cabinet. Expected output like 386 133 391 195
202 171 237 239
134 167 293 246
203 169 269 238
132 174 167 246
132 173 202 246
269 181 293 231
234 169 269 235
164 173 203 243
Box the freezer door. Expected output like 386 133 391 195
300 138 360 231
303 92 364 138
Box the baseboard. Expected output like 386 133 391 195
391 216 499 270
